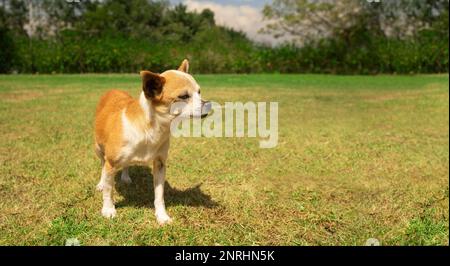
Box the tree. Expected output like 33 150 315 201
42 0 91 33
0 0 28 35
261 0 449 43
261 0 372 45
200 8 215 27
0 26 15 73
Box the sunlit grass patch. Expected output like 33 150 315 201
0 74 448 245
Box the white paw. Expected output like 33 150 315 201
121 174 132 184
101 206 116 219
156 213 173 226
96 182 105 191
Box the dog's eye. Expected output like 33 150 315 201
198 89 201 94
179 94 190 100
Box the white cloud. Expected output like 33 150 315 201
183 0 277 45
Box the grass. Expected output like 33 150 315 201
0 73 448 246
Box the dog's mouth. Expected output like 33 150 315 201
200 101 212 119
189 112 209 119
171 101 212 119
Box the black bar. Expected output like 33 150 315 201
0 246 448 265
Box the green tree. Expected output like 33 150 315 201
261 0 373 44
163 4 211 42
0 26 15 73
1 0 28 35
262 0 449 42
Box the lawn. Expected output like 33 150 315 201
0 73 448 246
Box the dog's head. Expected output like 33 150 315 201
140 59 211 120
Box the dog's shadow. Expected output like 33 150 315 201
115 166 218 209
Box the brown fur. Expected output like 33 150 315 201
94 90 129 166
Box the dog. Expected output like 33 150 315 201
94 59 211 225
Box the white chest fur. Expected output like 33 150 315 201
118 95 169 166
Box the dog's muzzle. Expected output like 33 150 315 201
201 100 212 118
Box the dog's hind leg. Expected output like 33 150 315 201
95 142 107 191
94 142 105 166
120 167 132 184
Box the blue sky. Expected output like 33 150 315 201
169 0 275 44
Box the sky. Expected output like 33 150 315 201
170 0 277 44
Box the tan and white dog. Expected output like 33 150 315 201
94 59 211 225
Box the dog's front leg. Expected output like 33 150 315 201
153 158 172 225
97 161 117 219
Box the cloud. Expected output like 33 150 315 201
183 0 276 44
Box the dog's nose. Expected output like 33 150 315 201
201 101 212 117
203 101 211 111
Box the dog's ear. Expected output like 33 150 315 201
140 71 166 99
178 59 189 73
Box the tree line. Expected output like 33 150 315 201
0 0 448 74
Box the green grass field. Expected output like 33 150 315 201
0 74 448 246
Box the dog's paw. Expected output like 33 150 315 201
96 182 105 191
101 206 117 219
156 213 173 226
120 174 132 184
